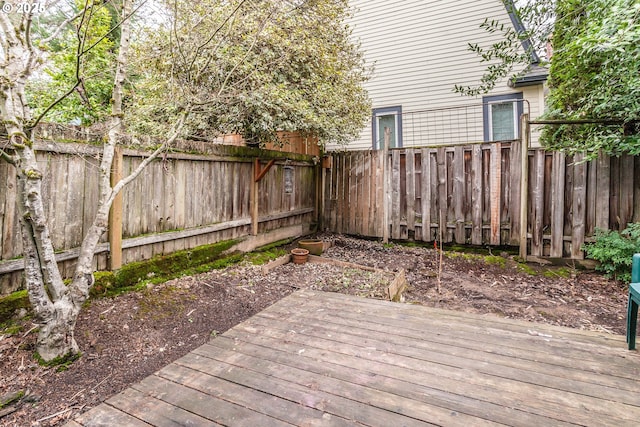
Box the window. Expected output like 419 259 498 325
372 106 402 149
482 94 523 141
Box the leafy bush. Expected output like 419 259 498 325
583 223 640 282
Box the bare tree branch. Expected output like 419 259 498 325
29 3 92 129
40 8 87 45
80 0 149 56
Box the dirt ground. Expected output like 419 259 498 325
0 234 629 426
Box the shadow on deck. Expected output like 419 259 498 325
67 290 640 426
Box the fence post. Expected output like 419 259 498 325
519 114 530 260
382 127 390 243
108 146 123 270
251 159 259 236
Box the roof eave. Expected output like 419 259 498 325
503 0 540 65
508 74 548 88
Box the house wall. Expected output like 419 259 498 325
336 0 546 150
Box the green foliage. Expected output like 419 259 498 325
28 0 118 125
128 0 370 147
583 223 640 282
541 0 640 158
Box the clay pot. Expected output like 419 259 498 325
291 248 309 264
298 239 323 256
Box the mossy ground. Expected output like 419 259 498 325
0 238 295 323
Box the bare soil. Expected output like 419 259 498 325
0 234 628 426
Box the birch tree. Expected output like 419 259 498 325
1 0 369 362
0 0 169 362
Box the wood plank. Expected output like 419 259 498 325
281 291 629 356
595 153 610 230
405 149 416 236
73 404 152 426
306 254 387 274
361 152 371 236
342 154 350 234
391 150 401 239
571 153 587 259
251 161 258 235
329 156 338 232
471 144 483 245
550 152 565 257
239 314 640 414
489 143 501 245
530 150 545 257
134 375 292 427
106 387 222 427
436 148 446 243
51 153 68 250
386 268 407 301
420 148 431 241
200 340 501 427
509 140 522 245
349 154 357 234
252 304 639 391
619 155 634 228
585 157 597 236
453 146 465 243
219 325 635 426
178 349 435 427
337 153 346 234
157 363 357 427
375 151 384 237
609 156 620 229
174 160 186 230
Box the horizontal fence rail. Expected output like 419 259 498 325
0 142 318 295
322 144 639 260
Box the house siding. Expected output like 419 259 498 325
336 0 546 150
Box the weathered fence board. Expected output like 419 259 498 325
1 143 317 295
322 143 640 260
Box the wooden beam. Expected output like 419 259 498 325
382 128 390 243
254 159 276 182
490 142 502 245
386 269 408 302
108 146 124 270
519 114 530 260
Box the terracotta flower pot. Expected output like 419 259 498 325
291 248 309 264
298 239 323 256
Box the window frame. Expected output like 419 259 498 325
482 93 523 142
372 106 403 149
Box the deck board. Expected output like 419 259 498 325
67 290 640 427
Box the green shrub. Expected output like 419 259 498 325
583 223 640 282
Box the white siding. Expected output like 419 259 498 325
336 0 546 150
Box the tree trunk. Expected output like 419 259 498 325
35 302 81 361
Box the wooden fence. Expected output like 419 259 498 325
0 142 318 295
321 142 640 259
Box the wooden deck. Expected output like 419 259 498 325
67 290 640 427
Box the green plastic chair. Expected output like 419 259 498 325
626 254 640 350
